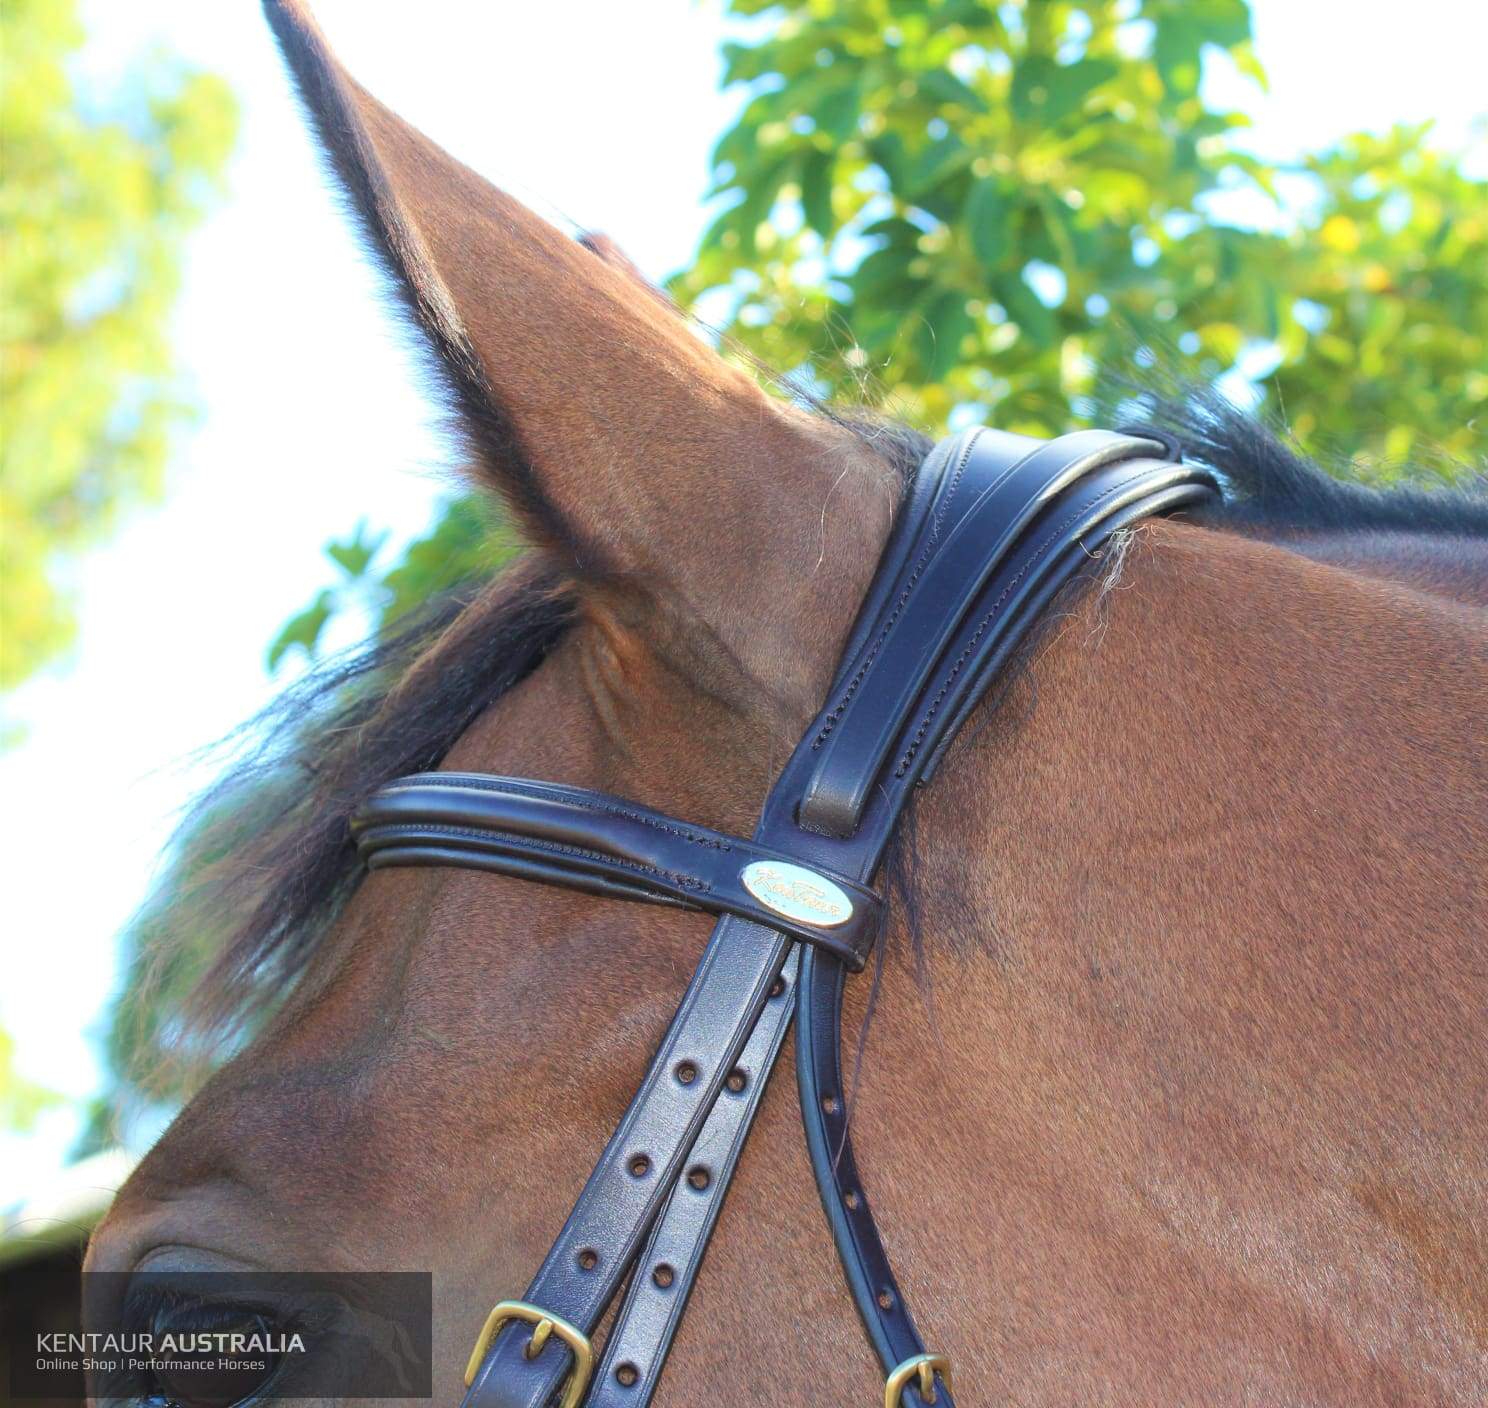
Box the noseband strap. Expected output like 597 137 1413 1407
353 427 1216 1406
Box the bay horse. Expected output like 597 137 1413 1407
86 2 1488 1404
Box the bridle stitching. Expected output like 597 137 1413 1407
810 434 981 750
387 776 733 850
364 821 714 892
894 478 1131 776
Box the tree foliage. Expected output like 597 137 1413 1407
285 0 1484 670
265 496 516 673
675 0 1485 473
1 0 237 690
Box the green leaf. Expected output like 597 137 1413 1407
800 150 836 237
861 216 923 244
721 40 774 85
324 522 387 580
1153 16 1202 96
1185 0 1253 49
994 271 1059 349
914 288 975 381
266 590 334 671
965 177 1013 267
868 131 911 188
917 68 988 113
703 151 798 256
813 78 861 143
850 243 919 302
902 132 973 198
1011 57 1118 125
939 0 998 25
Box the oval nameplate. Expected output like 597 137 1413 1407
740 861 854 929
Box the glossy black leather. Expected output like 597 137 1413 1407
467 912 794 1408
353 774 882 969
353 426 1217 1408
799 430 1196 835
586 946 801 1407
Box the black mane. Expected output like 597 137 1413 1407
1106 384 1488 538
870 387 1487 539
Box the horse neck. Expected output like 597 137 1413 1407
1261 526 1488 608
827 515 1486 1399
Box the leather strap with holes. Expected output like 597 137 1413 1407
353 427 1216 1407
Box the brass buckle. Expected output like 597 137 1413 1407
884 1352 952 1408
464 1300 595 1408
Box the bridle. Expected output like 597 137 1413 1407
352 426 1216 1407
355 427 1215 1407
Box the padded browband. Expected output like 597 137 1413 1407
354 427 1217 1408
352 775 882 969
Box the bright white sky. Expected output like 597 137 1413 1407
1 0 1483 1210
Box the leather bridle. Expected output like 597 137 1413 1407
352 426 1216 1407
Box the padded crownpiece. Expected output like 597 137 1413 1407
798 428 1211 836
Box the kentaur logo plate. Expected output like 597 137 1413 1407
740 861 854 928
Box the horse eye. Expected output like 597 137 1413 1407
143 1307 285 1408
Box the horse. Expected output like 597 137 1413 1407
85 2 1488 1404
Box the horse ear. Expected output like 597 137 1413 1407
577 233 677 313
263 1 895 705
